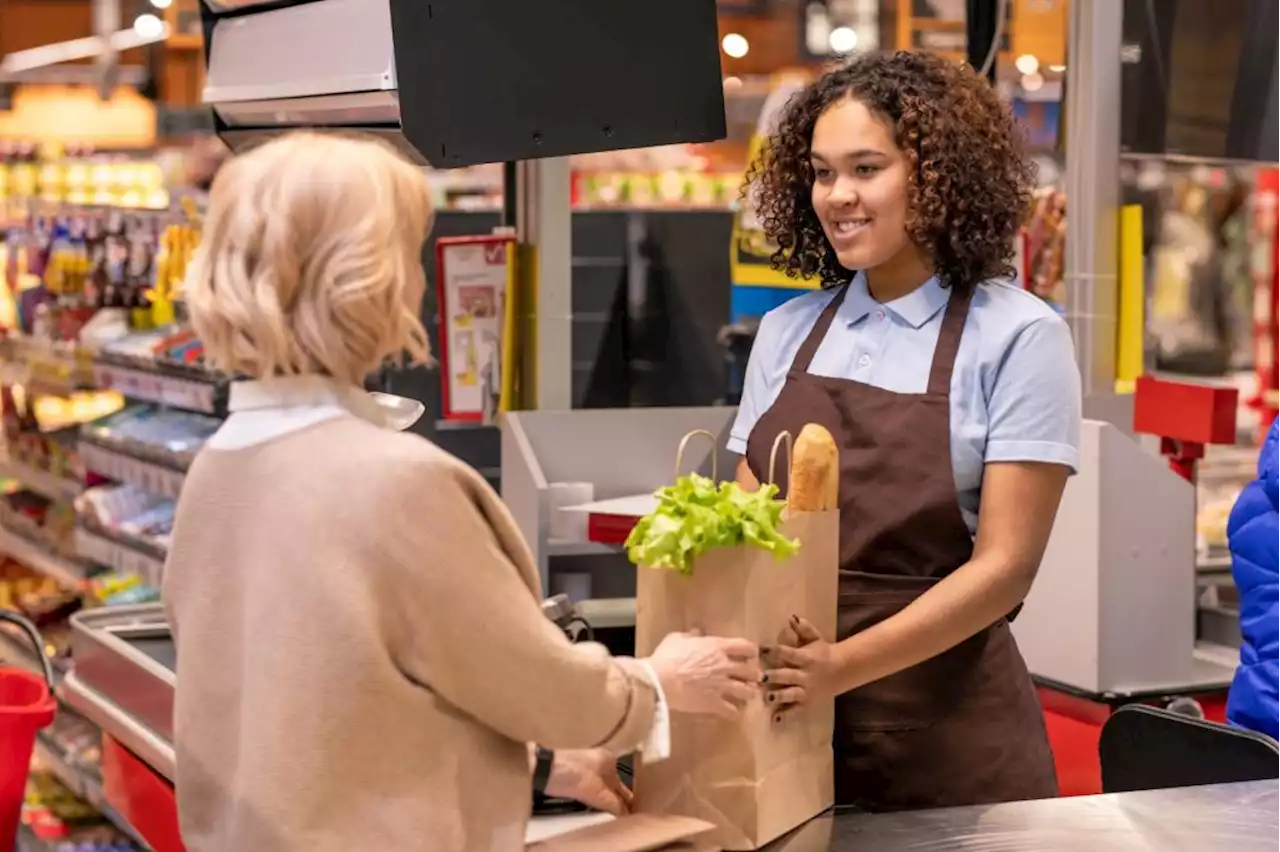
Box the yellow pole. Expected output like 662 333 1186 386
1115 204 1145 394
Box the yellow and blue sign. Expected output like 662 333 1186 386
729 77 823 322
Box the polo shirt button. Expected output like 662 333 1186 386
875 310 885 321
858 354 871 367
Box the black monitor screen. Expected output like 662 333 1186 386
1121 0 1278 162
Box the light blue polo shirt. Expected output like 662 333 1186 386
728 272 1082 536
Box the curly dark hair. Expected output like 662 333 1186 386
745 51 1036 291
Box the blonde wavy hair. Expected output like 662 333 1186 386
184 131 433 385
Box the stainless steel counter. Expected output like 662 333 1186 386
762 781 1279 852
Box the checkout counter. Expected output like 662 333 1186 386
58 405 1272 850
58 605 1279 852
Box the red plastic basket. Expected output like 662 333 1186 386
0 612 56 851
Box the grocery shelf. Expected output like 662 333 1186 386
31 735 150 850
0 458 83 503
0 336 96 396
92 358 222 416
79 440 186 501
0 527 91 587
74 527 166 588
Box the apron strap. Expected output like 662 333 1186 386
790 283 851 373
926 285 976 396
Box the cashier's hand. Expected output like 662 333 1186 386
545 749 632 816
646 631 762 719
763 616 837 719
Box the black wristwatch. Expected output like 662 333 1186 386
532 747 555 795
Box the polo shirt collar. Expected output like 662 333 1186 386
839 272 950 330
229 375 392 429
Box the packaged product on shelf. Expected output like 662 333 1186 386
21 771 139 850
76 483 174 557
42 712 104 778
88 573 159 607
82 404 219 467
0 490 79 559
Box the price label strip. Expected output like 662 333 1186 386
74 527 167 587
93 364 218 414
80 442 186 500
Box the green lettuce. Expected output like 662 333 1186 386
624 473 801 574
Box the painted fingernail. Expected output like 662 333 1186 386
761 673 769 684
766 693 775 704
773 714 783 725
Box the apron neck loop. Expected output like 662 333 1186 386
925 285 975 396
790 283 852 373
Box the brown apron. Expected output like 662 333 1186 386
744 282 1058 812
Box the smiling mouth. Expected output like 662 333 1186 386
831 219 871 237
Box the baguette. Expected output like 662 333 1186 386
787 423 839 512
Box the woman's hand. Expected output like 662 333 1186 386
544 749 632 815
646 632 762 719
763 616 839 719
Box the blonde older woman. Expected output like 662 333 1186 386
163 132 760 852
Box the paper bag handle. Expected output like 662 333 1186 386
766 431 793 486
674 429 719 482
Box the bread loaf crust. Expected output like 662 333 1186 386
787 423 839 512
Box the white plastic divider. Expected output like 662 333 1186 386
0 527 88 586
74 527 166 588
79 442 186 501
92 363 217 414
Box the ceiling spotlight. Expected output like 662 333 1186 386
1022 72 1045 92
723 76 744 91
1048 64 1067 73
150 0 173 8
133 13 164 39
1014 54 1040 75
722 33 750 59
828 26 858 54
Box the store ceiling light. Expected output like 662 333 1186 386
1014 54 1040 75
722 33 750 59
133 13 165 39
150 0 173 8
723 76 743 91
828 26 858 54
1021 72 1045 93
1048 64 1067 73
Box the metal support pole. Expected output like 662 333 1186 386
93 0 121 100
1062 0 1123 411
515 157 574 411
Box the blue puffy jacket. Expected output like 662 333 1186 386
1226 419 1279 740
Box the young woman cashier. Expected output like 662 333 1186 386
732 52 1082 811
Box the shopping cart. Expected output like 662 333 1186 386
0 611 56 852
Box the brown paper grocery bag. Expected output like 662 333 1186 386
632 442 839 851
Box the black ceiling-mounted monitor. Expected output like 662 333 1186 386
199 0 728 167
1121 0 1278 163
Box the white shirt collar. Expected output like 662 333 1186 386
228 376 391 429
